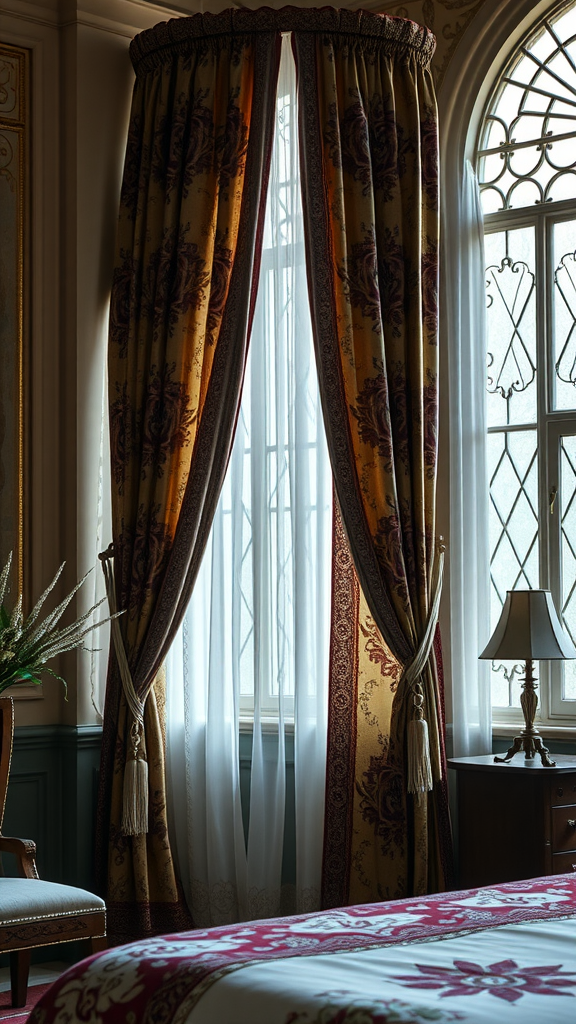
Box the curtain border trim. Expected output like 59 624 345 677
321 501 360 910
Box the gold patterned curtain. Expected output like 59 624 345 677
97 7 451 940
96 13 281 944
292 10 452 901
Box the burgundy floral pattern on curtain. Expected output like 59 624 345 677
97 10 281 944
292 9 452 901
98 7 451 939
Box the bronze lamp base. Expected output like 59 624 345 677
493 659 556 768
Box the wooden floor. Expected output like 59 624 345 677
0 963 67 994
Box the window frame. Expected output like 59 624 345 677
436 0 576 751
230 68 331 723
482 197 576 726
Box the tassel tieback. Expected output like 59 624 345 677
401 540 445 800
407 684 433 800
121 718 149 836
100 545 149 837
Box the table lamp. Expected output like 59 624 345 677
479 589 576 767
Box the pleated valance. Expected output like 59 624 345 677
130 6 436 76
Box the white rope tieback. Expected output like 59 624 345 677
400 538 445 800
99 544 148 836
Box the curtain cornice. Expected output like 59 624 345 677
130 6 436 77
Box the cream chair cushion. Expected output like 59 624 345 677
0 878 105 926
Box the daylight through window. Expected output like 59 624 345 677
476 0 576 721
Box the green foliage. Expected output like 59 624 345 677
0 552 119 697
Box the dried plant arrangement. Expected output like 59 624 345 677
0 552 118 696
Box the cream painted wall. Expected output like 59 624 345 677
1 2 64 727
0 0 190 727
0 0 554 726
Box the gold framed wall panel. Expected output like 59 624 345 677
0 43 36 698
0 42 27 594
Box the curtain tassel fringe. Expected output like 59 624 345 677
100 546 149 837
407 713 433 799
121 718 148 836
121 754 149 836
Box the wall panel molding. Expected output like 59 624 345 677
1 725 102 890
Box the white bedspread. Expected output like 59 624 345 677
194 918 576 1024
29 874 576 1024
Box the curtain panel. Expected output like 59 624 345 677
99 5 451 940
292 17 452 899
97 17 281 943
165 37 333 927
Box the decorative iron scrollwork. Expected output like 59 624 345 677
555 250 576 385
476 14 576 213
486 257 536 398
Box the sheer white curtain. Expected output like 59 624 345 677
446 159 492 756
165 36 332 927
79 316 112 722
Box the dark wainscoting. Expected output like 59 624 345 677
3 725 573 895
0 724 102 965
239 729 296 886
2 725 102 891
0 725 295 965
2 726 297 890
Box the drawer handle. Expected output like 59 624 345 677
569 820 576 829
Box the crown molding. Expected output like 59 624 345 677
0 0 206 36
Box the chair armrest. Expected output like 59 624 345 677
0 836 39 878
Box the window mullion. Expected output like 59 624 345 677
538 212 553 722
547 207 576 719
483 197 576 233
547 419 576 717
538 213 550 592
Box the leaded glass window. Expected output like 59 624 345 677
476 0 576 722
477 3 576 213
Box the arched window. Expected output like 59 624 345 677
475 0 576 721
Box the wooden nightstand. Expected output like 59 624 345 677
448 754 576 888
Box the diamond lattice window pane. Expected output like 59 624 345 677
564 662 576 701
485 226 536 428
491 668 511 707
553 218 576 410
488 430 538 600
491 662 523 708
478 3 576 721
488 428 538 708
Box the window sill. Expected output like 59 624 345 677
492 722 576 740
242 719 576 739
239 716 294 735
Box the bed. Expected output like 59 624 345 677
30 874 576 1024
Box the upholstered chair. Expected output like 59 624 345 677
0 697 107 1007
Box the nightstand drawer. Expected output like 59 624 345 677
551 851 576 874
449 755 576 888
551 806 576 851
550 777 576 806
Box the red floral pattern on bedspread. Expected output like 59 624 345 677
29 876 576 1024
393 958 576 1002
